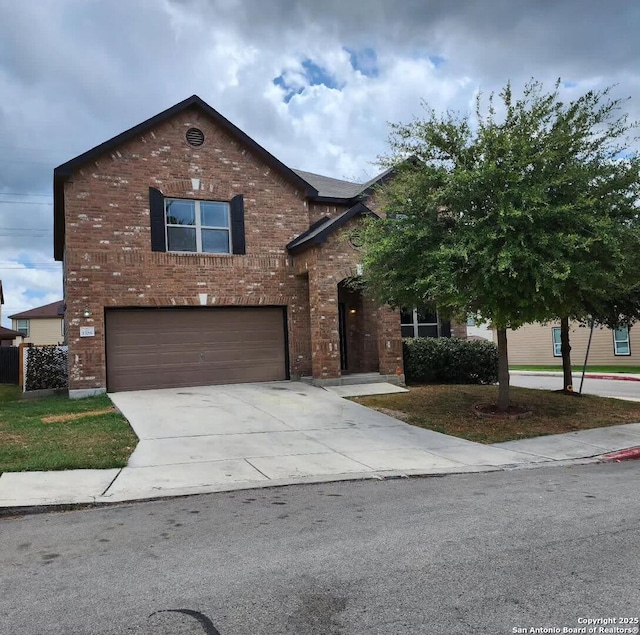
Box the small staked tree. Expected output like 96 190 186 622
362 80 640 411
533 88 640 390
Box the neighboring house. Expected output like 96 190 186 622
0 327 23 347
9 300 65 346
52 96 465 396
0 281 24 347
505 321 639 366
466 315 493 342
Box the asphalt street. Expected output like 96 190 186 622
511 374 640 400
1 462 639 635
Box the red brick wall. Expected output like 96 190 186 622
376 305 404 376
64 107 315 390
295 217 403 380
450 321 468 339
308 201 351 224
63 106 404 391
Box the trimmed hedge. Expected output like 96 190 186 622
403 337 498 385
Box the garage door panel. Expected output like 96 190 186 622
106 308 287 392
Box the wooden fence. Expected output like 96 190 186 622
0 346 19 384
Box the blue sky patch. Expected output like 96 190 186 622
273 74 303 103
273 58 342 103
562 80 578 88
429 55 446 68
16 255 39 270
346 47 379 77
301 59 341 89
24 287 46 300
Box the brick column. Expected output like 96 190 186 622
360 292 381 372
450 319 468 339
377 305 404 379
308 263 341 380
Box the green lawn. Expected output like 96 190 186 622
354 384 640 444
510 365 640 373
0 385 138 473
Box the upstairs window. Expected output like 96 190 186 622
165 199 231 254
150 188 245 255
613 325 630 356
16 319 29 336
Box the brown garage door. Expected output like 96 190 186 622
105 307 287 392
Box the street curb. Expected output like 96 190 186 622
510 371 640 382
587 374 640 382
604 446 640 461
0 457 605 518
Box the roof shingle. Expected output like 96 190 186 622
292 167 395 199
292 169 365 198
287 202 378 254
9 300 64 320
0 326 22 340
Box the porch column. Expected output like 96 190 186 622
377 305 404 379
308 262 341 380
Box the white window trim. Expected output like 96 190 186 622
613 325 631 356
401 307 441 338
552 327 562 357
165 198 232 254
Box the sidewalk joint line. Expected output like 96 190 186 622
100 468 123 496
243 459 272 480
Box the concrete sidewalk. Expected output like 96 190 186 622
1 382 639 509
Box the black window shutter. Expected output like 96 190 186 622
230 194 246 255
440 321 452 338
149 187 166 252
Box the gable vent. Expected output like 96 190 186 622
186 127 205 147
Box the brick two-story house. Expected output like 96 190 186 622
54 95 463 397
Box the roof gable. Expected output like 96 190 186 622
52 95 400 261
287 202 378 255
53 95 319 261
292 167 395 200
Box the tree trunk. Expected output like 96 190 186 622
496 327 510 411
560 316 573 392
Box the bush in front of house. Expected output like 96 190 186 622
403 337 498 385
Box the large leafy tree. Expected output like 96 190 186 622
362 80 640 410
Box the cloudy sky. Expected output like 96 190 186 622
1 0 639 326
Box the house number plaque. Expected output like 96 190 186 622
80 326 95 337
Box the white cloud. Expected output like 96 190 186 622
1 262 62 328
0 0 638 324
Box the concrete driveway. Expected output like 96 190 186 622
104 381 540 501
